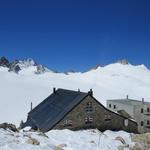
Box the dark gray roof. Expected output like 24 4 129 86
25 88 88 132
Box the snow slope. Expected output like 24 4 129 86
0 62 150 125
0 128 134 150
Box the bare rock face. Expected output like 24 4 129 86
117 59 129 65
0 57 10 67
90 64 101 71
65 70 77 75
86 64 101 72
8 60 21 73
35 64 46 74
0 123 18 132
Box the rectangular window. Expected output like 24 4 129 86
85 102 93 113
86 107 93 112
109 104 111 108
114 105 116 109
63 120 73 127
146 120 150 128
85 116 93 124
104 114 111 121
141 121 144 126
141 108 144 113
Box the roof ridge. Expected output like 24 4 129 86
57 88 88 94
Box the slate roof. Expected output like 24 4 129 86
24 88 88 132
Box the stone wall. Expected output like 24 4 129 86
54 96 137 133
134 104 150 133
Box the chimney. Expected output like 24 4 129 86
30 102 33 111
88 89 93 96
142 98 144 103
126 95 129 99
78 88 80 92
53 87 56 93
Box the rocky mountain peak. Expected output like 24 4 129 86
18 58 37 68
0 57 50 74
117 59 129 65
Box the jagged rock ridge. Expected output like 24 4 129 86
0 57 50 74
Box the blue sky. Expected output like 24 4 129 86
0 0 150 71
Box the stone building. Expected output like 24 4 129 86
22 88 137 133
107 96 150 133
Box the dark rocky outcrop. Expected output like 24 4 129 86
90 64 101 70
85 64 101 72
0 57 51 74
0 123 18 132
0 57 10 67
65 70 77 75
8 60 21 73
35 64 46 74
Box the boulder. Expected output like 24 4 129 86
26 137 40 145
115 136 126 145
0 122 18 132
54 144 67 150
